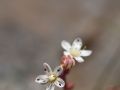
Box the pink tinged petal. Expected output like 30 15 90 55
72 37 82 50
63 51 70 56
35 75 49 84
74 57 84 63
46 84 55 90
61 40 71 51
54 66 63 76
43 63 52 75
54 78 65 88
80 50 92 57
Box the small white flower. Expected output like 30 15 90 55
35 63 65 90
61 37 92 63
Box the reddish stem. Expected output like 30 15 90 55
60 55 75 90
60 69 74 90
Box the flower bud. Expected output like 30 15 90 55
60 55 75 70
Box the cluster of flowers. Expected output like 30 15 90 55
35 38 92 90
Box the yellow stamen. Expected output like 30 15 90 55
48 74 57 82
70 48 80 57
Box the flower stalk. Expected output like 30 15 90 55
60 68 74 90
60 55 74 90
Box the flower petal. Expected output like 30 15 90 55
46 84 55 90
43 63 52 75
80 50 92 57
72 37 82 50
54 66 63 76
35 75 48 84
74 57 84 63
61 40 71 51
63 51 70 56
54 78 65 88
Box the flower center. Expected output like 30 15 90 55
48 74 57 82
70 48 80 57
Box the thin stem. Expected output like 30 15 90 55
60 55 75 90
61 69 74 90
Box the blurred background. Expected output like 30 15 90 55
0 0 120 90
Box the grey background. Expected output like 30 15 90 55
0 0 120 90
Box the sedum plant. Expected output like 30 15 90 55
35 37 92 90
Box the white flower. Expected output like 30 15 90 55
35 63 65 90
61 37 92 63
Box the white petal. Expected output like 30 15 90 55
46 84 55 90
74 57 84 63
72 37 82 50
35 75 48 84
61 40 71 51
54 78 65 88
54 66 63 76
43 63 52 75
63 51 70 56
80 50 92 57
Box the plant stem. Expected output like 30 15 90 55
61 69 74 90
